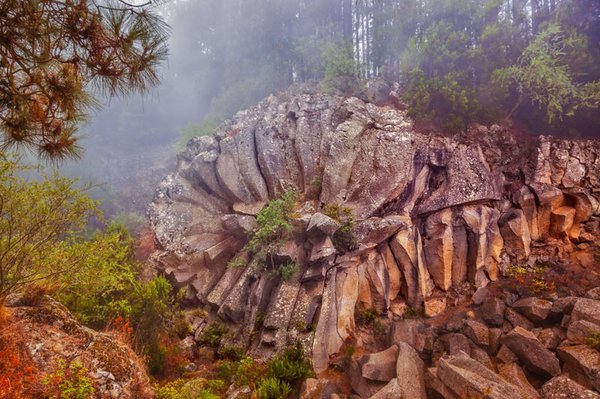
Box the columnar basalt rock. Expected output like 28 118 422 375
148 87 600 374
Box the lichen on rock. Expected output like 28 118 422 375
5 295 153 398
148 85 600 373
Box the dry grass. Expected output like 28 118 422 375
20 282 59 306
0 307 41 399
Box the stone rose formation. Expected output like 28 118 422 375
148 84 600 398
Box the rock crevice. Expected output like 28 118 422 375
148 87 600 373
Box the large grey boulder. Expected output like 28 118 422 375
540 376 600 399
369 378 403 399
299 378 339 399
501 326 561 377
425 367 460 399
348 356 387 399
423 208 454 290
395 342 427 399
463 319 490 347
9 297 154 399
557 344 600 392
497 362 540 399
511 297 553 323
436 351 525 399
505 307 535 330
445 333 472 356
571 298 600 326
567 319 600 344
551 296 578 315
499 208 531 259
307 212 341 237
387 318 429 351
361 345 399 382
479 297 506 327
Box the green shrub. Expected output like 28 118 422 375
277 262 297 281
402 68 476 132
146 335 187 378
404 306 428 319
53 223 139 328
507 264 526 277
202 379 225 398
172 313 192 338
216 360 236 382
227 255 247 269
586 331 600 350
233 190 299 282
130 276 178 346
249 190 297 252
267 342 313 384
43 360 95 399
218 344 246 361
53 222 183 357
399 21 483 132
200 322 228 348
495 23 600 124
234 357 264 387
48 220 186 376
256 377 292 399
356 306 379 326
215 342 312 398
155 378 225 399
155 380 188 399
0 156 98 304
215 357 266 389
321 42 358 94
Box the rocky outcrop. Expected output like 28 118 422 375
557 344 600 392
435 351 525 399
148 86 600 377
6 296 153 399
502 327 561 378
540 376 600 399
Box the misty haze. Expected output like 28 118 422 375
1 1 600 398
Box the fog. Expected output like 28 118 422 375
58 0 600 221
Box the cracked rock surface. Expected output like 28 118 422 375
148 86 600 373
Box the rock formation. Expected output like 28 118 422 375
5 295 153 398
148 85 600 384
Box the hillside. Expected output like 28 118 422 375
147 84 600 398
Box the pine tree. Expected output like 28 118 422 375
0 0 169 160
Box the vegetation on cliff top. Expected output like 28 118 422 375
165 0 600 143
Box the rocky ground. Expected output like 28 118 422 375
148 83 600 398
2 295 153 398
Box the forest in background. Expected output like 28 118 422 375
58 0 600 219
1 1 600 397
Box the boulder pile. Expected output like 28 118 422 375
339 290 600 399
148 85 600 396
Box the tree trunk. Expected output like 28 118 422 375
342 0 352 42
506 95 523 121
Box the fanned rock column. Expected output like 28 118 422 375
148 86 600 373
423 208 454 290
